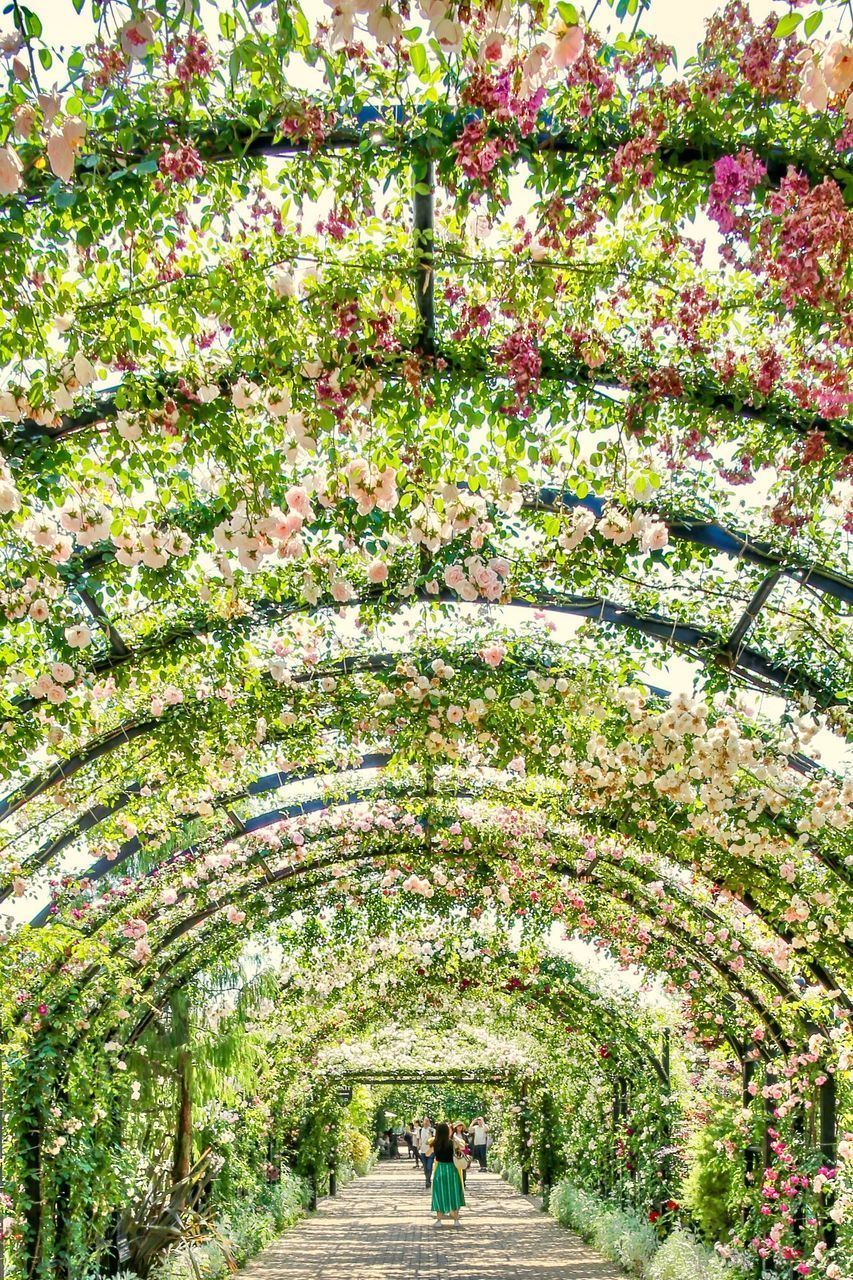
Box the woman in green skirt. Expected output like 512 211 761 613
430 1122 466 1227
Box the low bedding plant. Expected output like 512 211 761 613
547 1180 745 1280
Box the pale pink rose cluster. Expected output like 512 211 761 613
344 457 398 515
479 643 505 667
213 489 313 572
0 461 21 515
122 917 148 941
149 685 183 718
408 487 492 553
442 554 509 601
0 96 86 194
21 515 73 564
1 574 63 626
560 505 669 554
59 497 111 547
402 873 434 896
112 523 191 569
798 39 853 115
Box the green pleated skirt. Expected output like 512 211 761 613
431 1159 466 1214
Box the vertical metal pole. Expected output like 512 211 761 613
763 1069 776 1170
820 1073 837 1164
520 1078 530 1195
819 1073 837 1248
412 147 435 357
742 1057 758 1188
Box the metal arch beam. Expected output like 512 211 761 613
23 752 852 980
9 705 849 928
113 849 794 1054
574 857 803 1005
18 751 853 1038
530 489 853 609
27 814 809 1056
26 825 795 1057
121 824 850 1024
1 588 844 815
117 906 733 1087
124 941 674 1094
10 338 853 455
13 483 853 614
5 625 833 902
725 571 786 657
0 649 404 821
24 758 853 997
7 103 851 206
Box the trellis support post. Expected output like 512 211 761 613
819 1072 837 1248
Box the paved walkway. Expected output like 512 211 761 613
242 1160 624 1279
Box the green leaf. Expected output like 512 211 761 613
21 6 42 37
38 46 52 69
773 13 802 38
557 3 578 26
804 11 823 37
409 42 428 80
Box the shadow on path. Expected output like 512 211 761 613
241 1161 626 1279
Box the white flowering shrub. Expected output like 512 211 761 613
590 1206 657 1275
548 1180 749 1280
648 1231 734 1280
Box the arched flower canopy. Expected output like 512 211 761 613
1 0 852 1276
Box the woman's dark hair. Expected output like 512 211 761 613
433 1121 454 1161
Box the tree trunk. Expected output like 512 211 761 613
170 1048 193 1210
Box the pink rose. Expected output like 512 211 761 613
119 13 156 60
823 40 853 95
479 644 505 668
799 60 829 112
226 906 245 925
0 144 23 196
367 560 388 584
12 103 37 140
47 118 86 183
64 624 92 648
551 24 584 69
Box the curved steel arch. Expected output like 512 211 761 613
30 826 801 1057
3 644 842 906
14 482 853 612
29 757 853 995
4 585 843 773
122 852 795 1054
23 766 853 1044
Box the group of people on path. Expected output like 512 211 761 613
396 1116 489 1227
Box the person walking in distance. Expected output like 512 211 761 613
469 1116 488 1170
417 1116 434 1189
